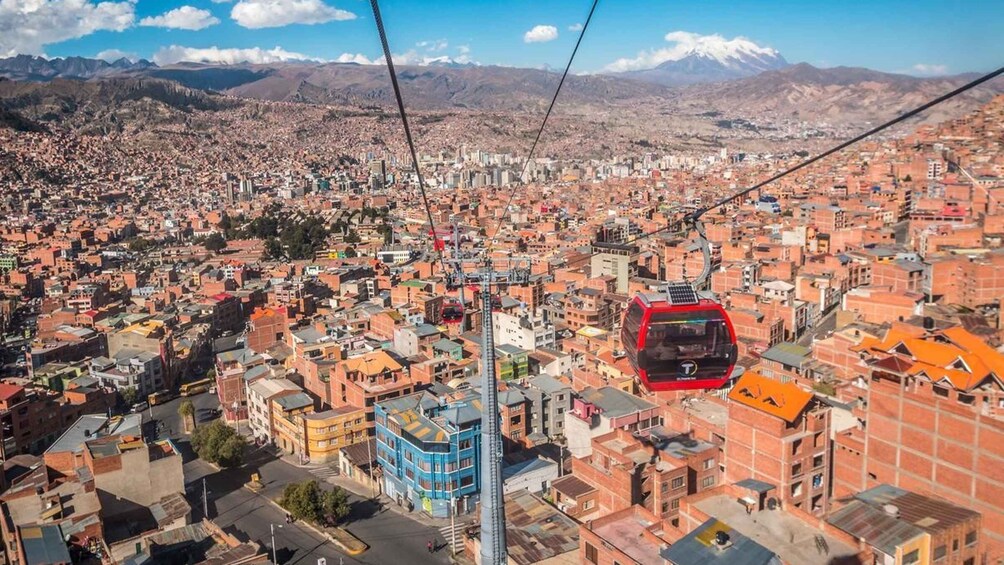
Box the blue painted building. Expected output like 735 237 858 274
375 388 483 518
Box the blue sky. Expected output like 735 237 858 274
3 0 1002 75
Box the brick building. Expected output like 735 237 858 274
330 350 425 427
834 326 1004 560
726 371 832 515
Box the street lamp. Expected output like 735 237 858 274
271 523 283 564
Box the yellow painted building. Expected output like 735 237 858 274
303 406 368 463
271 392 315 458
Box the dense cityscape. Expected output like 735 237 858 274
2 2 1004 565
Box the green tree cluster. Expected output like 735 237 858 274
204 232 228 253
120 386 138 406
279 480 351 526
127 238 153 253
190 420 245 467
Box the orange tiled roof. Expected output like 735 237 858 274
727 371 813 423
342 350 402 376
861 326 1004 392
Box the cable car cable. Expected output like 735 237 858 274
562 64 1004 270
691 64 1004 222
370 0 448 271
488 0 601 247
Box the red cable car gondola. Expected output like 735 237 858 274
621 283 738 391
442 300 464 324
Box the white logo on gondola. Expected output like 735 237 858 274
680 360 699 378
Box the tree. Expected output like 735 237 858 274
190 420 245 467
120 386 138 406
321 486 351 525
344 246 357 258
179 399 195 430
344 230 361 244
280 480 351 526
280 480 324 523
903 174 913 182
264 237 284 260
128 238 153 253
204 233 228 253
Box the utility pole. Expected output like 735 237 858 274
454 219 468 332
445 255 530 565
270 523 282 564
366 434 376 498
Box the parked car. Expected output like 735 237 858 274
131 401 149 413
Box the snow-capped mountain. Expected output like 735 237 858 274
608 32 789 87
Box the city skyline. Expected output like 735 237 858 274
1 0 1003 76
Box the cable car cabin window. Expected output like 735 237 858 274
622 302 644 347
645 310 730 360
641 309 732 382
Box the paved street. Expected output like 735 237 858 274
149 394 450 565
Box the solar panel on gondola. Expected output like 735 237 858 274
665 283 699 305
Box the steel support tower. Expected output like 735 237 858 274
446 255 530 565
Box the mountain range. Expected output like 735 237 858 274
0 54 1002 134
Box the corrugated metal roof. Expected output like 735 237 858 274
20 524 71 565
760 342 810 367
827 500 923 556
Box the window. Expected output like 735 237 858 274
583 500 594 510
461 475 474 487
671 477 684 489
965 531 977 546
953 540 959 551
461 457 474 468
934 545 946 561
903 549 919 565
702 458 714 470
459 438 472 450
671 498 680 510
661 502 669 513
701 476 715 488
963 560 974 565
584 543 598 564
791 481 803 497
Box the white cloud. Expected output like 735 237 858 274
568 23 582 31
911 63 948 76
96 48 138 62
457 45 470 55
524 25 558 44
0 0 135 57
153 44 323 65
416 39 448 52
211 0 233 2
603 30 779 72
231 0 355 29
140 6 220 30
335 52 374 64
